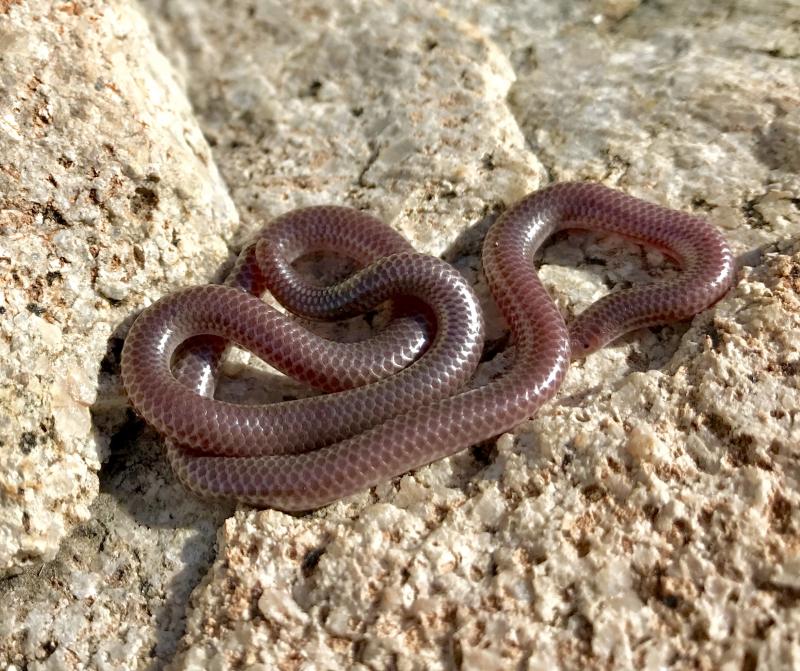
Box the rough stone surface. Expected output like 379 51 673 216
167 241 800 671
0 0 237 575
142 0 544 255
2 0 799 670
0 431 232 669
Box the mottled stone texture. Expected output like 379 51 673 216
0 0 237 576
1 0 798 669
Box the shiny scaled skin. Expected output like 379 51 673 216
121 183 735 510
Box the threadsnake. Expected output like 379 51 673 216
121 182 735 510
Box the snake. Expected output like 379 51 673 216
120 182 735 510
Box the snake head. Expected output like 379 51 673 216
568 318 616 359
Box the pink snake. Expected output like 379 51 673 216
121 182 735 510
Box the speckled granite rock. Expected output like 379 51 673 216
141 0 544 254
0 0 237 575
166 239 800 670
2 0 799 669
0 430 233 669
149 1 793 670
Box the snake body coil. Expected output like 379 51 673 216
121 183 735 510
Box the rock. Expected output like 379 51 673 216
2 0 799 669
140 0 545 256
167 246 800 671
0 0 238 576
0 428 234 668
151 1 795 669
